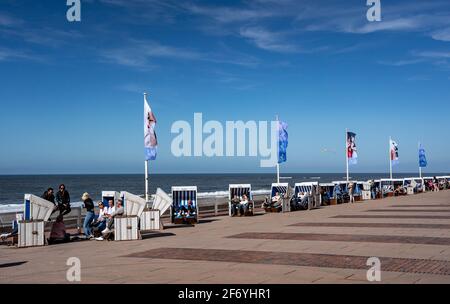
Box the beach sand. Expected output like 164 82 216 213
1 190 450 283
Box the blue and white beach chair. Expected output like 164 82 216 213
228 184 254 217
332 181 350 203
171 186 198 225
264 183 291 213
380 179 394 197
292 182 321 210
319 183 336 205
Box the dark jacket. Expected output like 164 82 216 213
41 192 55 204
56 190 70 205
83 198 95 212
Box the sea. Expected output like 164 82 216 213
0 173 446 213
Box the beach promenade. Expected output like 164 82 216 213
1 190 450 284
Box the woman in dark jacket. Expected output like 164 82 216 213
82 192 95 238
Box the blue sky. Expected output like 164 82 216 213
0 0 449 174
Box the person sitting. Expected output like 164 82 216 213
55 184 71 216
239 194 249 216
186 200 196 216
105 199 115 216
299 192 310 209
48 215 70 245
319 188 329 206
42 188 55 204
230 195 240 217
272 192 281 204
179 200 196 217
98 199 124 239
91 201 107 236
394 185 406 196
1 219 19 242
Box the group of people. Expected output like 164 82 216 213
230 194 251 216
426 177 444 192
81 193 124 241
42 184 72 216
0 184 127 244
174 200 197 218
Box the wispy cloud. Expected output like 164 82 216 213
378 58 425 67
0 47 40 62
431 28 450 42
100 39 260 70
239 27 298 53
413 51 450 59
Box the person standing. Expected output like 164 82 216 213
348 182 355 203
82 192 95 239
55 184 71 216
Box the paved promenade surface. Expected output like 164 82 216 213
2 191 450 284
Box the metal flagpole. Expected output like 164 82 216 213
389 136 393 180
144 92 150 202
145 160 149 201
276 115 280 184
346 129 349 183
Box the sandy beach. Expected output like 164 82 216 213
1 190 450 284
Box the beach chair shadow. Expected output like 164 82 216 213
0 261 28 268
140 231 175 240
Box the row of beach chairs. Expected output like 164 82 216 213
9 176 450 247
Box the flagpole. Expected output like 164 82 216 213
144 92 149 202
346 128 349 183
389 136 393 180
145 160 149 201
276 115 280 184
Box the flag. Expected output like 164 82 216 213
278 121 288 164
419 143 427 168
347 131 358 165
390 139 399 166
144 94 157 160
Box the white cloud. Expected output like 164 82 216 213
0 47 39 62
239 27 298 53
431 28 450 42
100 39 260 69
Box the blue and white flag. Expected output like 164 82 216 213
419 143 427 168
347 131 358 165
278 121 288 164
144 94 157 160
390 139 399 166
